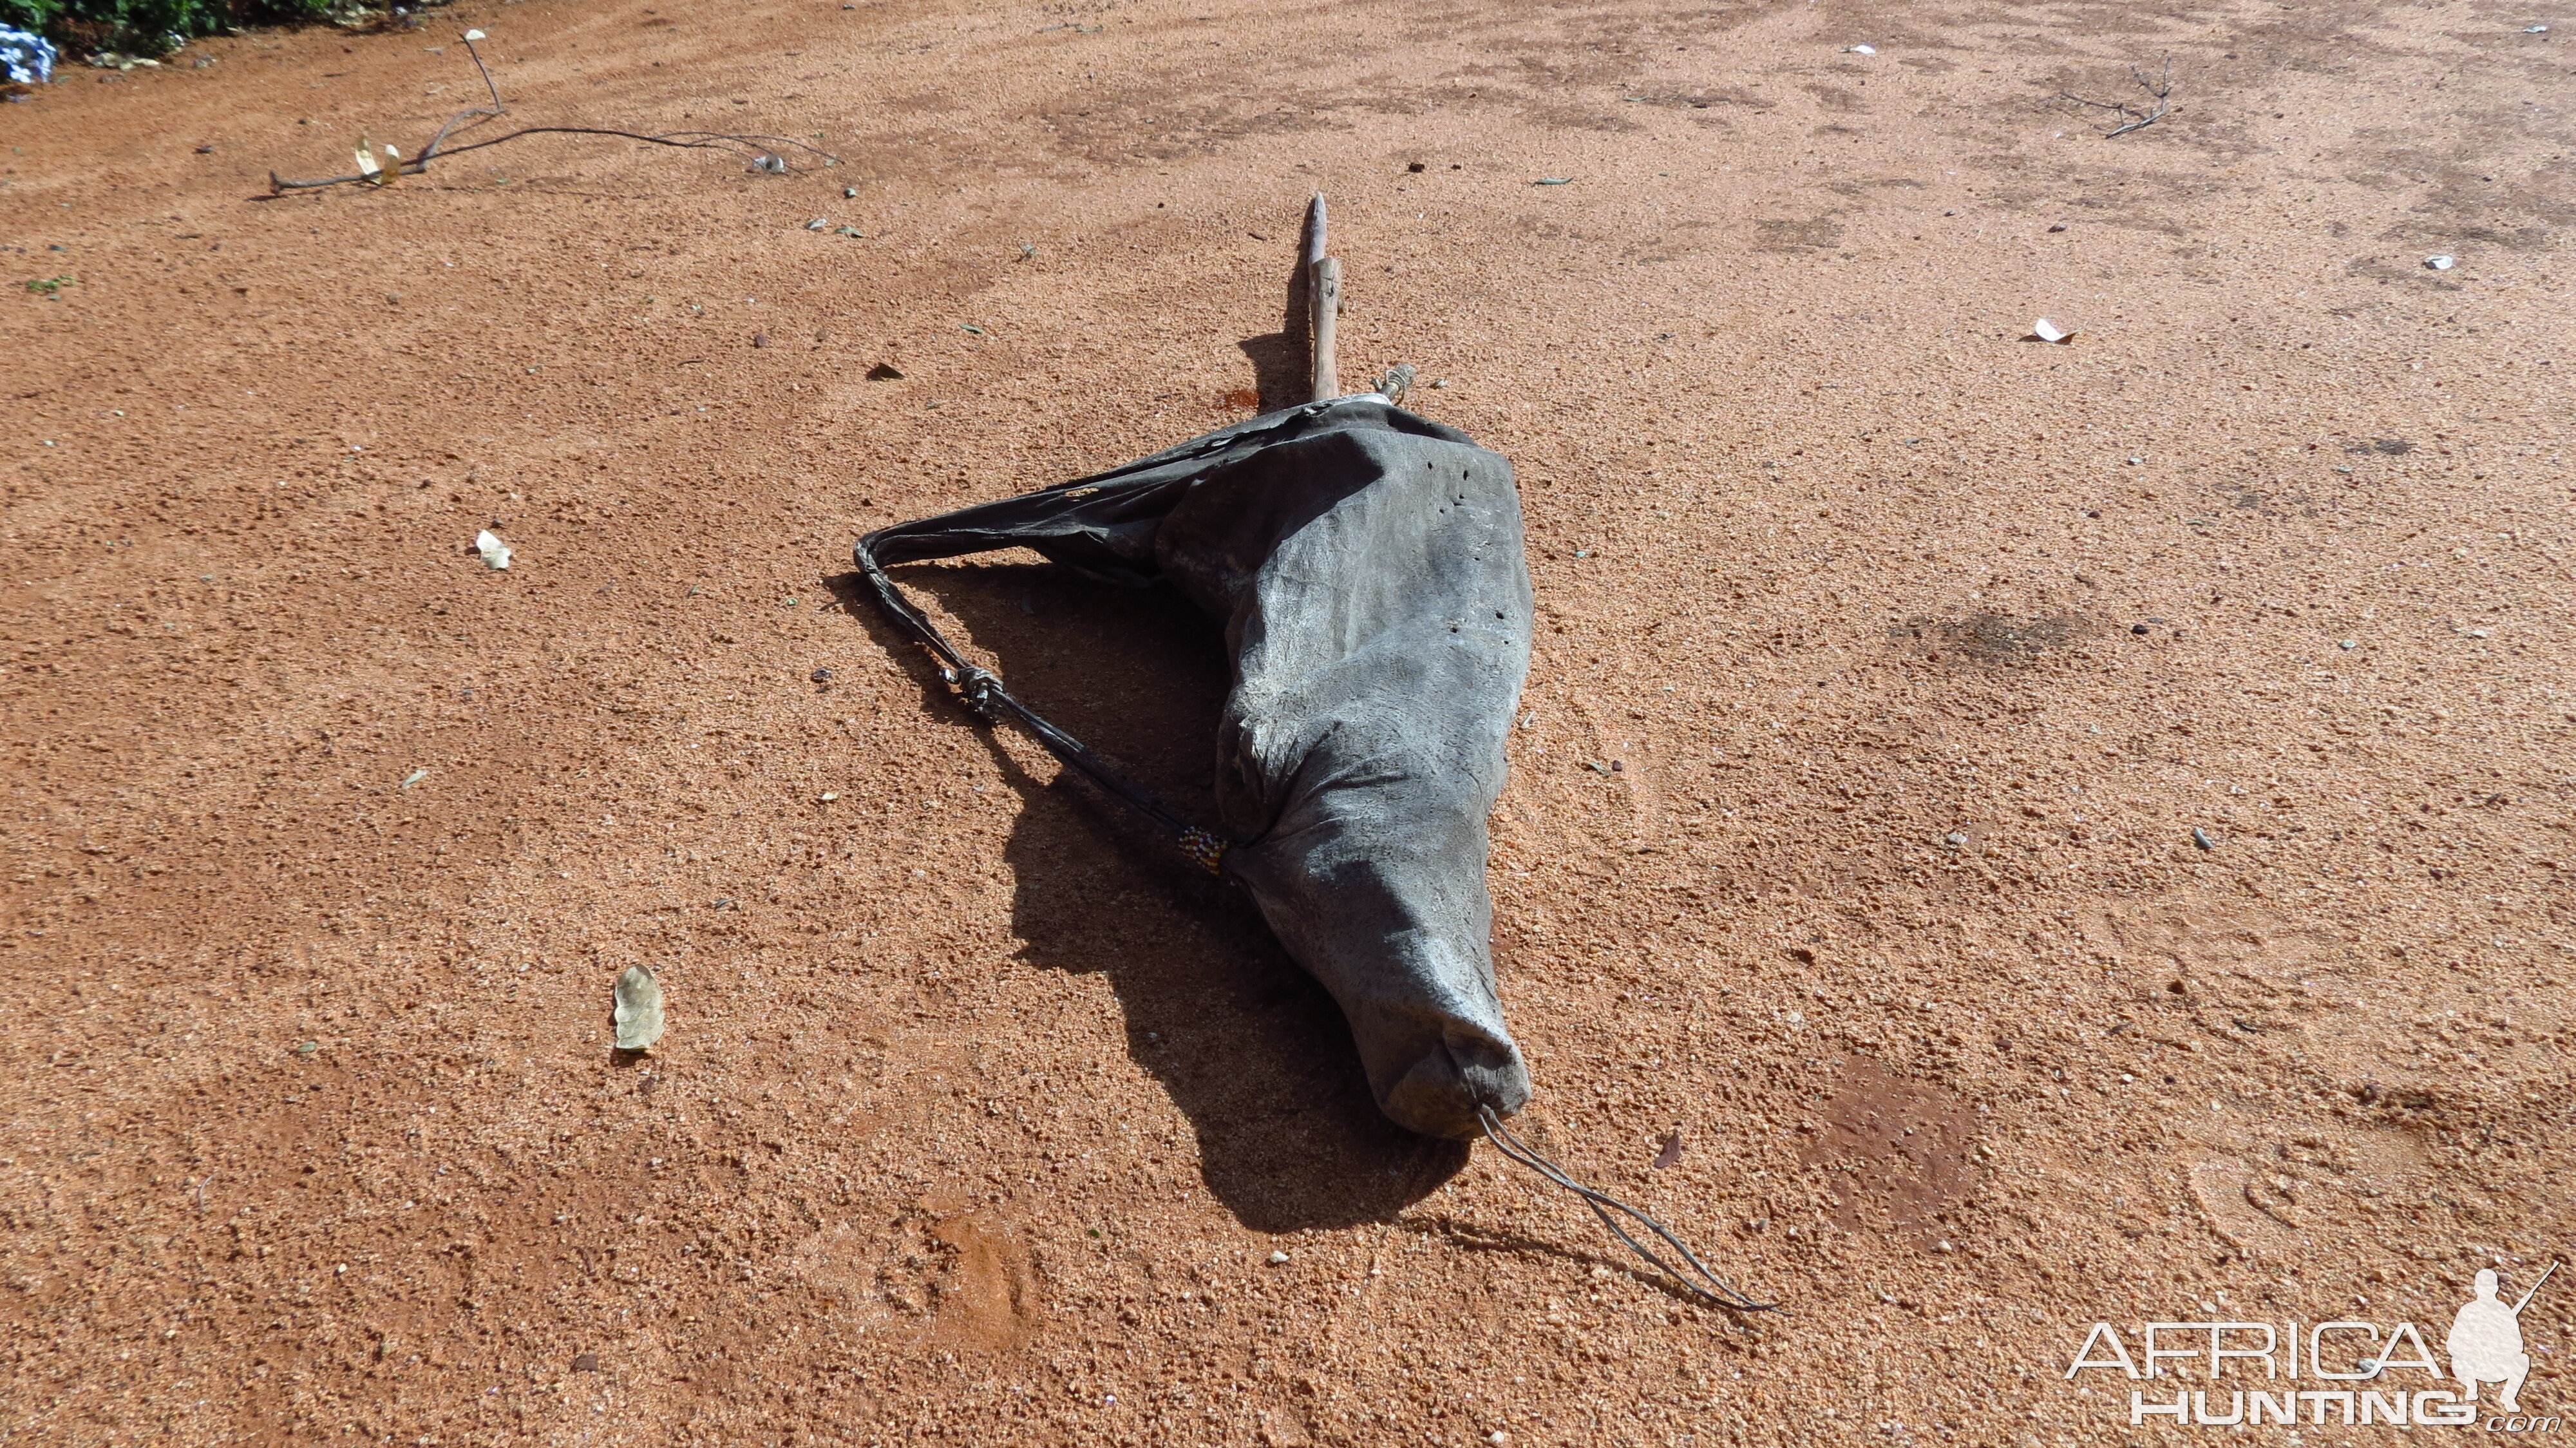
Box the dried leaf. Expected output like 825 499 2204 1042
612 964 664 1051
1653 1131 1683 1170
354 132 397 187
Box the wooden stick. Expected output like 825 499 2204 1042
1309 256 1342 401
1303 193 1341 401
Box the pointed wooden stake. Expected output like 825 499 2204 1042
1304 193 1341 401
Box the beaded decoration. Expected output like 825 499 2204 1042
1178 826 1230 877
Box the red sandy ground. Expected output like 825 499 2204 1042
3 0 2571 1443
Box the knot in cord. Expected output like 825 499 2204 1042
947 665 1002 719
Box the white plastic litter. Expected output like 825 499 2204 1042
2029 318 2074 343
613 964 665 1051
2424 254 2457 271
1844 43 1877 53
476 530 513 569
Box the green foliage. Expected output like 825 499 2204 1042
0 0 337 58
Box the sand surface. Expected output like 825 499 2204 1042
5 0 2572 1442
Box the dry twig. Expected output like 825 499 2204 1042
2060 57 2174 138
267 29 838 194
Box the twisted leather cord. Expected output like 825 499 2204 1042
853 534 1227 874
1477 1105 1774 1314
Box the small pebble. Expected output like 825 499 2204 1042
2131 623 2150 635
1942 832 1969 846
2192 826 2217 851
1267 1250 1290 1265
2338 640 2358 650
805 217 829 231
810 667 833 682
2424 254 2456 271
844 186 859 198
2047 222 2068 232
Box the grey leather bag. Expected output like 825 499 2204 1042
855 394 1533 1139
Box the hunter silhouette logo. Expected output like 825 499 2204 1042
2450 1264 2553 1415
2062 1260 2561 1430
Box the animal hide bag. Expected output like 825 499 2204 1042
855 395 1534 1139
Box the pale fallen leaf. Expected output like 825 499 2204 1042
613 964 665 1051
400 767 430 788
2029 317 2074 343
354 132 397 187
462 28 486 41
476 529 512 569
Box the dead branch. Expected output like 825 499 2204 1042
269 128 837 193
2060 56 2173 138
265 28 840 195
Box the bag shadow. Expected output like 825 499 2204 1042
829 558 1470 1231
